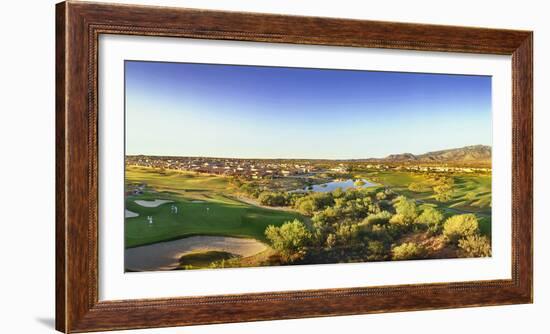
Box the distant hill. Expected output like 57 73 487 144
364 145 491 165
129 145 491 166
416 145 492 163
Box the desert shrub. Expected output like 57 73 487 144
368 224 394 244
294 198 315 215
433 177 454 202
392 242 426 260
283 193 300 207
362 196 373 205
389 213 407 225
408 182 429 192
367 240 388 261
338 199 370 221
239 181 261 197
294 192 334 215
384 220 410 239
375 191 387 200
334 223 361 247
310 211 336 244
415 207 444 234
265 219 312 262
362 211 392 226
442 214 479 244
391 196 418 225
458 235 492 257
258 192 288 206
367 202 382 214
332 187 345 198
325 233 337 249
377 200 393 212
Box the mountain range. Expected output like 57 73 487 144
364 145 492 165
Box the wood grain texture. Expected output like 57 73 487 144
55 1 533 332
55 2 67 332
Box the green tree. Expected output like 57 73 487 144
265 219 312 262
443 214 479 244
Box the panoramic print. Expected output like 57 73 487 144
124 61 492 272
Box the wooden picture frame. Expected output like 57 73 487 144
56 1 533 332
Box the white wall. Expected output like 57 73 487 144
0 0 547 333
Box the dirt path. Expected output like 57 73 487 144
125 236 268 271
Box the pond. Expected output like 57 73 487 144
293 178 376 193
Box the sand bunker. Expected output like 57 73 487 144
125 236 267 271
134 199 173 208
125 209 139 218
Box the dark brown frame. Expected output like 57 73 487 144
56 1 533 332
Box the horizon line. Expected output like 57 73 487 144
125 144 491 161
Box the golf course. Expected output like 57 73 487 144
125 161 492 272
124 166 303 271
123 60 494 272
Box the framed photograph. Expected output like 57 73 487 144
56 1 532 332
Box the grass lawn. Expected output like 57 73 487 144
125 166 303 248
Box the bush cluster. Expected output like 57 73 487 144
458 234 491 257
259 182 490 264
442 214 479 244
392 242 426 260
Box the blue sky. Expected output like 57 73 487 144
125 61 491 159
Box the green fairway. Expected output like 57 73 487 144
126 166 230 199
356 170 492 235
125 166 303 248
